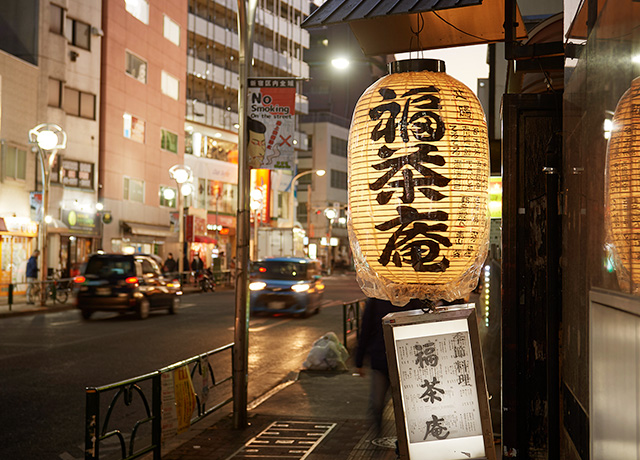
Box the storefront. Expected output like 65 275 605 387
0 216 39 295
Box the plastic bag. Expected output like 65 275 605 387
303 332 349 371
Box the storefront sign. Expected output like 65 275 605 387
62 209 98 232
185 215 207 242
1 216 38 236
248 78 296 170
382 306 494 460
60 159 94 189
30 191 42 221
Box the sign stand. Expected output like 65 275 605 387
382 305 495 460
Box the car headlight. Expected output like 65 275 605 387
291 283 310 293
249 281 267 291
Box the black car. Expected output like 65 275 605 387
74 253 182 320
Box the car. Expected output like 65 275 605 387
249 257 325 317
74 253 182 320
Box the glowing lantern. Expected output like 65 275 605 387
605 77 640 293
347 59 490 305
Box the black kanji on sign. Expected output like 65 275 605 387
414 341 439 368
423 414 451 440
419 377 445 403
367 86 452 272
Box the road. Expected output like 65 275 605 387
0 272 364 459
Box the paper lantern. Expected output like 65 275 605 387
605 77 640 293
347 59 490 305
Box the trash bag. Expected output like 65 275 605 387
303 332 349 371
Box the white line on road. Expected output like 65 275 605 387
51 319 80 326
180 303 197 308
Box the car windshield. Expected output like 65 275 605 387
252 261 308 280
84 256 135 278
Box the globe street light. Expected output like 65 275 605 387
288 169 326 228
28 124 66 305
169 164 193 276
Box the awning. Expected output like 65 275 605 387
193 235 217 244
0 218 7 232
302 0 528 55
121 221 174 238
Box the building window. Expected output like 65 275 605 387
64 17 90 50
62 87 96 119
161 129 178 153
125 51 147 83
163 15 180 46
123 113 145 143
50 4 64 34
161 71 180 100
4 146 27 181
48 78 62 107
159 186 177 208
124 177 145 203
331 136 347 157
330 169 347 190
125 0 149 24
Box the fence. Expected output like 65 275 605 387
342 298 366 351
85 342 234 460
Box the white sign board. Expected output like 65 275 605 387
383 306 494 460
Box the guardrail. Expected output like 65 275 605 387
342 298 366 351
85 343 234 460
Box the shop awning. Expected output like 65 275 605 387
193 235 218 244
0 218 7 232
302 0 528 55
121 221 175 238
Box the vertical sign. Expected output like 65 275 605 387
383 306 494 460
248 78 296 170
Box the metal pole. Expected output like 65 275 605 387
234 0 258 430
36 147 51 306
178 189 184 275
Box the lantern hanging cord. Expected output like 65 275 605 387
432 11 487 42
409 13 425 59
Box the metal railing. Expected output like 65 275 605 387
342 298 366 351
85 343 234 460
0 278 74 309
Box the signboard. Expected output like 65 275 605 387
248 78 296 170
161 365 197 442
382 306 494 460
60 159 94 189
61 209 98 233
185 215 207 241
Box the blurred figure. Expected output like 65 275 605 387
26 250 40 304
163 252 177 275
355 296 425 435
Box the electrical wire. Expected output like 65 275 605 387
432 10 488 42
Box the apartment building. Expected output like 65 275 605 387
99 0 188 256
0 0 102 289
183 0 310 267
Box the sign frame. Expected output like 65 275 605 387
382 305 494 460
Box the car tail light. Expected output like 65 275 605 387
74 276 86 284
259 267 267 273
125 277 139 285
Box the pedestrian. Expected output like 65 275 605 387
163 252 177 274
191 253 204 273
26 249 40 304
355 296 425 435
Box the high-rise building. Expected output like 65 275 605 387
99 0 188 256
183 0 310 266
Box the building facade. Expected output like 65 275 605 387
0 0 102 292
99 0 188 257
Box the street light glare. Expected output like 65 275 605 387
95 202 104 211
316 169 326 177
36 131 59 150
331 57 350 70
181 183 194 196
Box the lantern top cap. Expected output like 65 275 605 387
388 59 446 75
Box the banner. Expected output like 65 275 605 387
248 78 296 170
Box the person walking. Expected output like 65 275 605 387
355 296 424 435
163 252 177 275
26 250 40 304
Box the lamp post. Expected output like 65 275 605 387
169 165 194 277
324 207 337 276
288 169 325 228
29 124 66 306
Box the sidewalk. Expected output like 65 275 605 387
163 369 399 460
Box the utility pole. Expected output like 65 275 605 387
233 0 258 430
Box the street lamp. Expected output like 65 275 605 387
29 123 66 305
169 164 193 276
250 187 264 261
324 207 337 275
288 169 326 228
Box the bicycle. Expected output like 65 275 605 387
27 279 70 305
